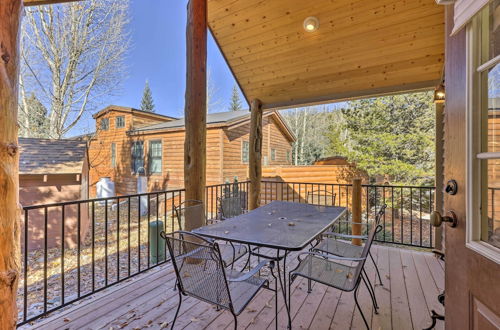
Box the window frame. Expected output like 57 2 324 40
131 141 145 174
115 116 125 129
100 118 109 131
148 140 162 175
271 148 276 161
466 8 500 264
241 140 249 164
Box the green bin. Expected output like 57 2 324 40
149 219 166 264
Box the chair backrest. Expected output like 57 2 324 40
162 231 232 310
307 190 336 206
174 200 206 231
352 205 386 280
219 194 244 219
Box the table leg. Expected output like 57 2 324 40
276 250 292 329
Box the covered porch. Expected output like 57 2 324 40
0 0 453 329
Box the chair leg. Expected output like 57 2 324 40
232 312 238 330
171 289 182 330
354 284 370 330
362 269 379 310
369 251 383 286
361 272 379 314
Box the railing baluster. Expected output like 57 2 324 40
23 209 28 322
61 205 65 305
105 199 108 286
138 196 141 272
77 202 81 297
92 201 95 292
419 188 423 247
147 195 151 269
128 197 131 277
43 207 48 313
410 188 413 245
117 197 120 281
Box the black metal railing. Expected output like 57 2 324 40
261 180 436 248
18 179 434 325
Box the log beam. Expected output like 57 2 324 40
351 178 362 246
0 0 22 328
183 0 207 231
249 99 263 210
23 0 82 6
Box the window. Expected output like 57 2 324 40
242 140 249 163
131 141 144 174
100 118 109 131
111 143 116 167
271 148 276 161
467 2 500 262
287 150 291 163
115 116 125 128
148 140 162 174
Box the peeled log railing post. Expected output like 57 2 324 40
249 99 263 210
183 0 207 231
351 178 362 246
0 0 22 327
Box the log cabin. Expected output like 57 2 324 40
87 106 295 196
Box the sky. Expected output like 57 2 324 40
107 0 244 118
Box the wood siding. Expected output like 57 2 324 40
222 115 292 183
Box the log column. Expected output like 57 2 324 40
183 0 207 231
249 99 263 210
0 0 22 327
351 178 362 246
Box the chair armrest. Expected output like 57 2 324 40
227 259 270 282
296 251 366 263
323 232 368 240
335 221 370 226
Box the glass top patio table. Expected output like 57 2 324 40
193 201 346 251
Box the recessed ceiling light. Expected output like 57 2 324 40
303 16 319 32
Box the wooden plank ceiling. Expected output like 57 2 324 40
208 0 445 109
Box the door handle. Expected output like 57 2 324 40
430 210 458 228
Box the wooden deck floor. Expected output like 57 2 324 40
25 244 444 330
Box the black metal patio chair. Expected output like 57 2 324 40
162 231 269 330
313 204 387 287
174 200 248 268
289 218 383 330
218 193 247 220
306 189 337 206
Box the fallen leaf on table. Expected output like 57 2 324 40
191 317 200 322
63 318 71 323
159 322 169 329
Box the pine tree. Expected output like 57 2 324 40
228 85 243 111
141 80 155 112
19 93 49 138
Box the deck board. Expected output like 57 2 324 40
24 244 444 330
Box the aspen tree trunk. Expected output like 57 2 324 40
0 0 22 328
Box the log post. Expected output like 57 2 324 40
0 0 23 327
249 99 263 210
351 178 362 246
183 0 207 231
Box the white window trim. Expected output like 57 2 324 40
465 20 500 264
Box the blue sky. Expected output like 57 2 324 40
107 0 244 118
